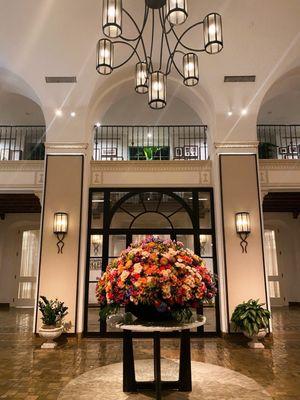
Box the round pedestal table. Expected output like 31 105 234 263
116 316 206 400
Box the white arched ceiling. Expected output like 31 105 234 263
258 67 300 124
0 68 45 125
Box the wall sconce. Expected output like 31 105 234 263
235 212 251 253
91 234 102 255
200 234 208 255
53 212 68 254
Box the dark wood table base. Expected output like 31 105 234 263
123 329 192 400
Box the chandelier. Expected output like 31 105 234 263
96 0 223 109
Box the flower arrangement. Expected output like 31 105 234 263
96 236 217 322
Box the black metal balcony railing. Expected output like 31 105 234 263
258 125 300 160
0 125 45 161
93 125 208 161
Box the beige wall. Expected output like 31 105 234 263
220 154 268 329
36 155 83 333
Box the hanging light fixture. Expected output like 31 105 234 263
135 62 148 94
166 0 188 26
149 71 166 109
96 1 223 108
102 0 122 38
183 53 199 86
96 38 114 75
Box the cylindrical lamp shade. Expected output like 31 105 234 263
183 53 199 86
96 39 114 75
235 212 251 234
135 62 148 94
91 235 102 245
148 71 166 109
102 0 122 38
203 13 223 54
166 0 188 25
53 213 68 234
200 234 208 245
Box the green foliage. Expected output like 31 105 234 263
38 296 68 327
143 146 161 160
258 142 277 159
99 304 120 321
231 299 271 337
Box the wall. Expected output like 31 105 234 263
36 155 84 333
264 212 300 303
219 154 268 329
0 213 40 305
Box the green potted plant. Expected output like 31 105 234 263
38 296 68 349
231 299 271 348
258 142 277 159
143 146 161 160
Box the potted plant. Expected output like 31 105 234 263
96 236 217 323
231 299 271 348
38 296 68 349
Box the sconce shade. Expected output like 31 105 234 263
102 0 122 38
235 212 251 234
183 52 199 86
166 0 188 26
135 62 148 94
149 71 166 109
91 234 102 245
200 234 208 244
203 13 223 54
53 212 68 234
96 38 114 75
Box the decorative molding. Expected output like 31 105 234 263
259 160 300 191
0 161 44 190
0 160 44 171
45 142 89 151
259 159 300 170
214 141 259 149
91 160 212 187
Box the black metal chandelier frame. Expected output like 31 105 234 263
96 0 223 109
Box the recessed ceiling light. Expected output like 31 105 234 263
70 111 76 117
95 122 101 127
55 109 63 117
241 108 248 116
227 111 233 116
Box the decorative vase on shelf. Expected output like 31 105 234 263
96 236 218 324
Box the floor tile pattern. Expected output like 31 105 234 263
0 307 299 399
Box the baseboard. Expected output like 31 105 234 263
289 301 300 307
0 303 9 308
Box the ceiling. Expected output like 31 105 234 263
0 1 299 141
263 192 300 217
0 194 41 215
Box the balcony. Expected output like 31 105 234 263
258 125 300 160
0 125 45 161
93 125 208 161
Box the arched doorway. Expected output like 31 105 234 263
84 188 219 336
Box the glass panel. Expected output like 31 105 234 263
203 305 216 332
269 281 280 298
18 282 35 300
202 258 214 275
264 230 279 276
90 235 103 257
20 230 39 277
110 210 133 228
109 235 126 257
169 210 193 228
132 212 172 229
110 191 129 208
89 258 102 281
91 192 104 229
199 192 211 229
199 234 213 257
89 282 98 305
87 308 100 332
176 235 194 250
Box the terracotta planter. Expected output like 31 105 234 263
39 325 63 349
243 329 267 349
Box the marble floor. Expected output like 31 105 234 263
0 307 299 399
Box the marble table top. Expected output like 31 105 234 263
116 315 206 332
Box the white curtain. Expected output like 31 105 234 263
264 229 279 276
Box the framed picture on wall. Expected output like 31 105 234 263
288 145 298 154
278 146 287 155
184 146 198 159
174 147 183 158
101 147 117 157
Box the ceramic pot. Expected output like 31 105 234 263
39 325 63 349
243 329 267 349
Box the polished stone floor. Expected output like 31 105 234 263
0 307 299 399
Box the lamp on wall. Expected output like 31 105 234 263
200 234 208 255
235 212 251 254
53 212 68 254
91 234 102 255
